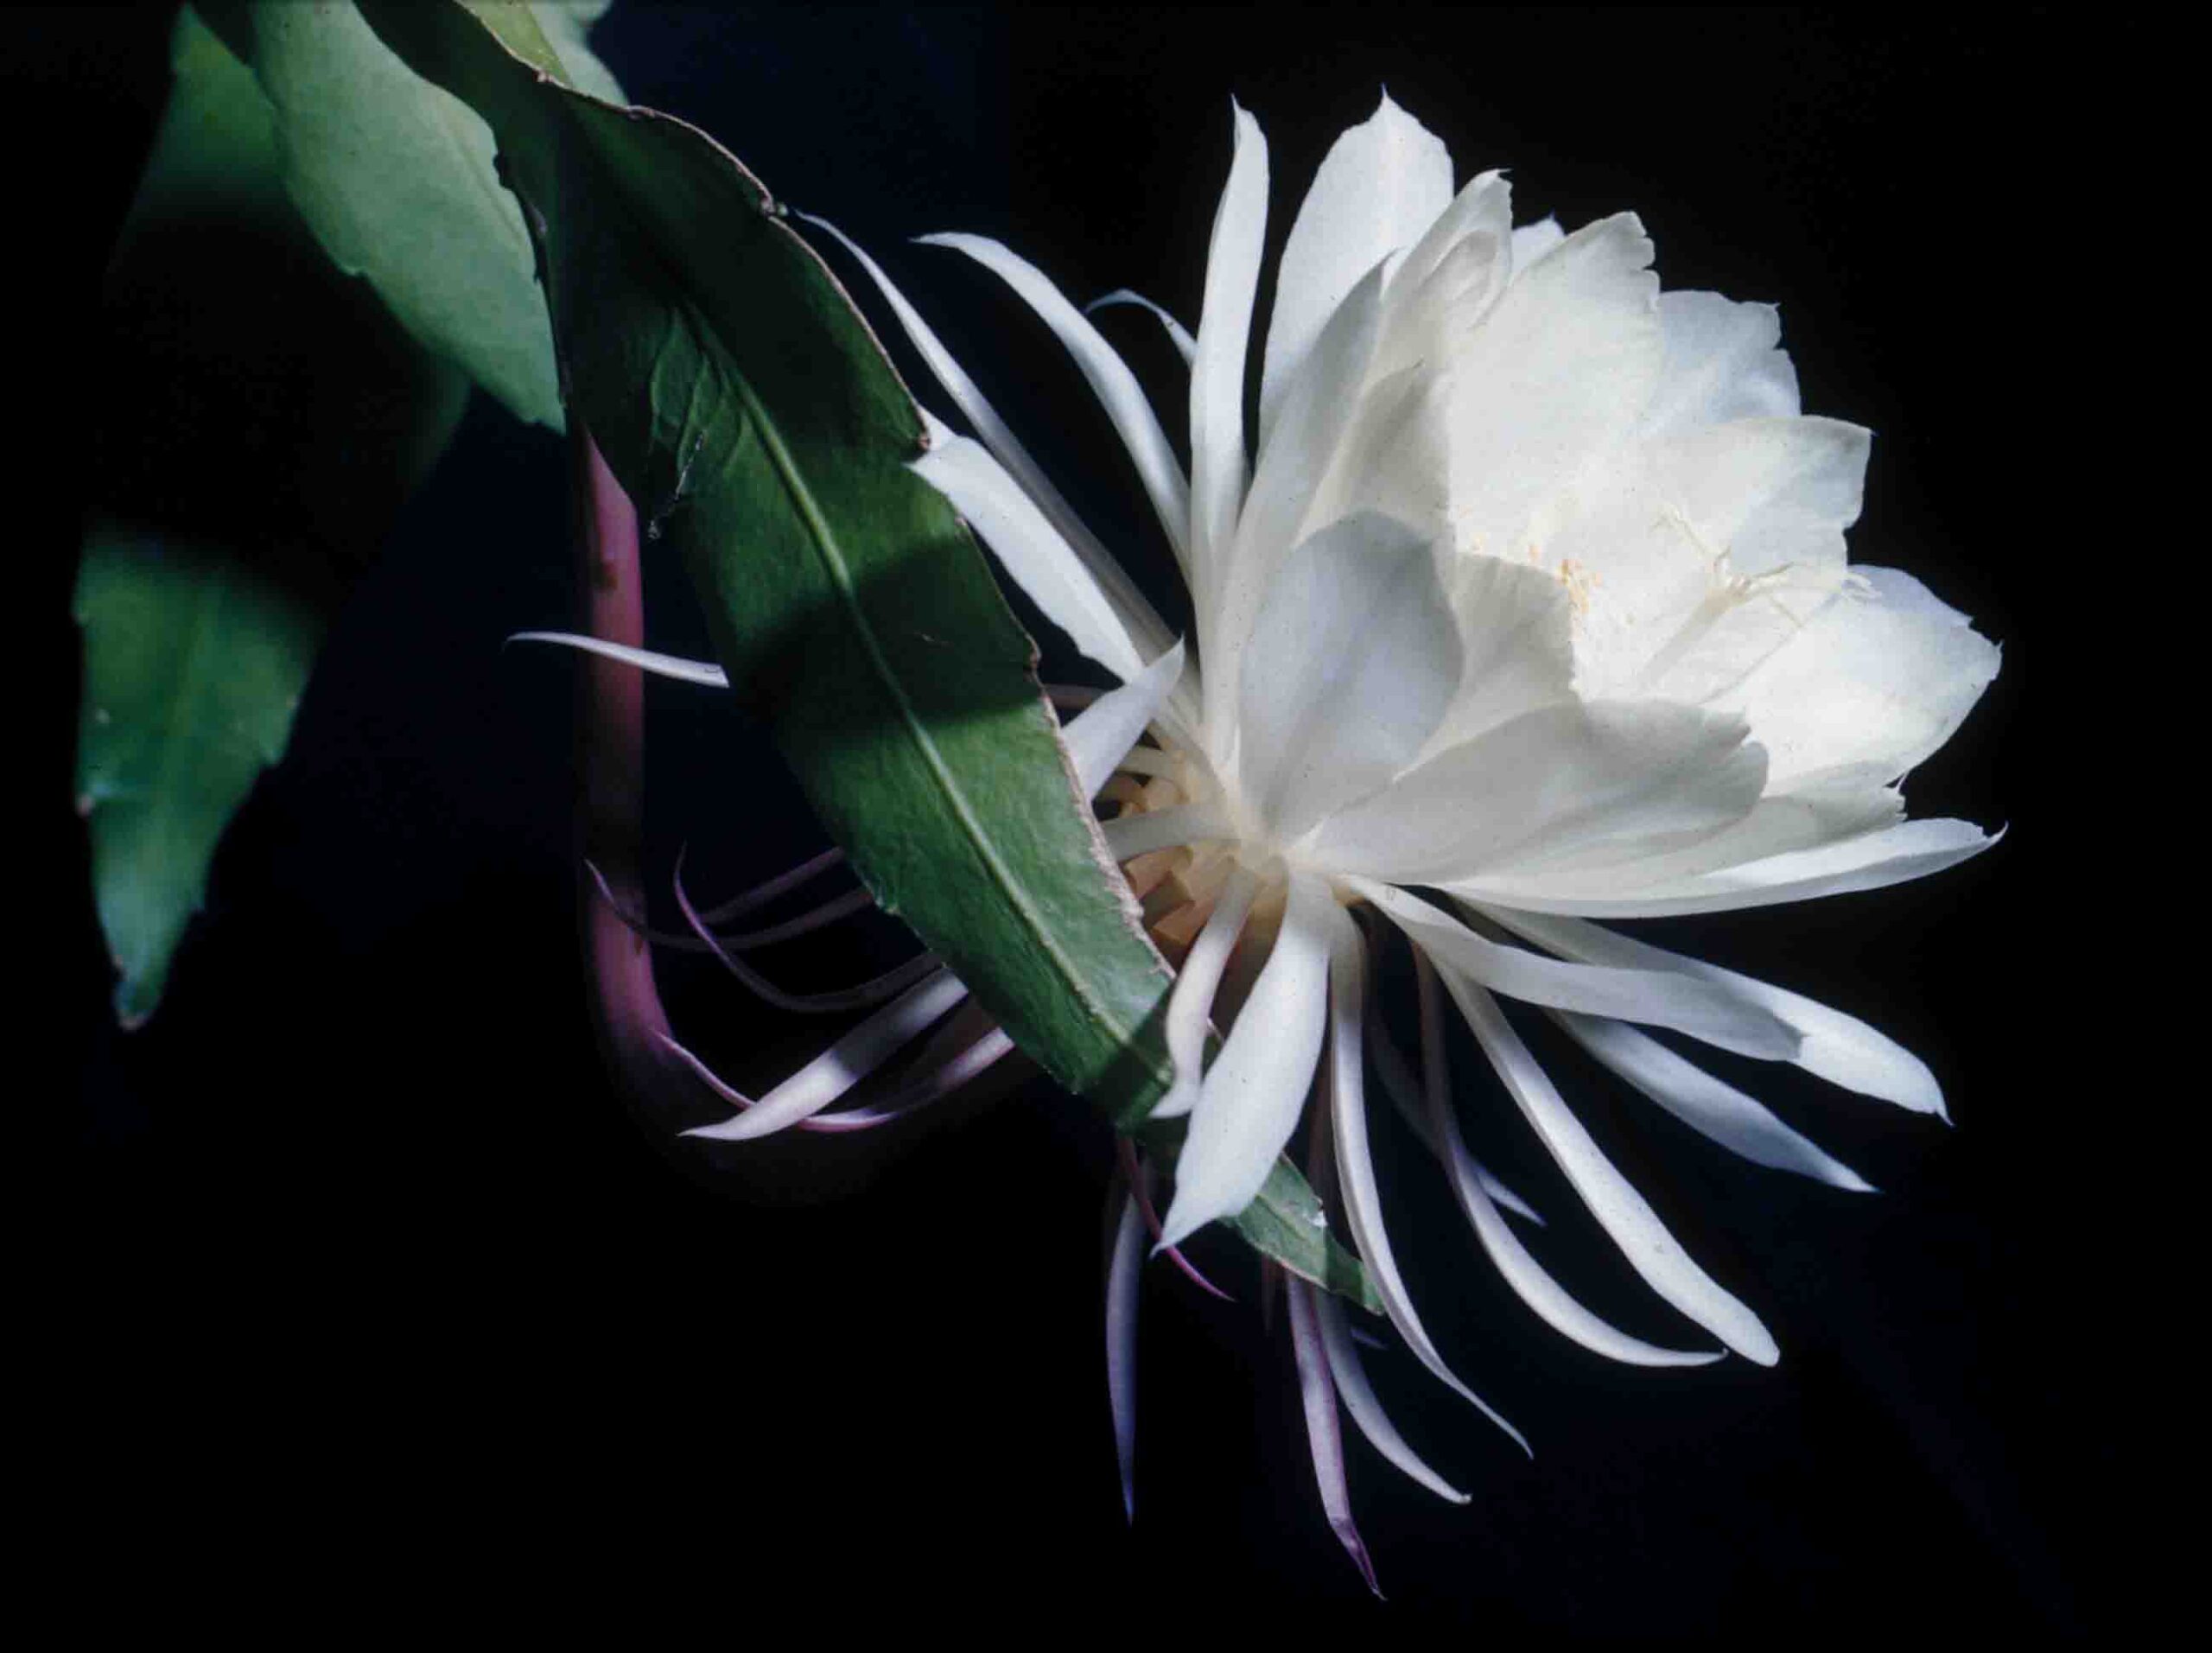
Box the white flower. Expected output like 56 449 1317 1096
816 91 1999 1557
533 90 2001 1583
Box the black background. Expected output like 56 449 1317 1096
26 4 2145 1635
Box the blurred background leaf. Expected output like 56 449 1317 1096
77 2 621 1026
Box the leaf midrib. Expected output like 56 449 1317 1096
563 100 1171 1097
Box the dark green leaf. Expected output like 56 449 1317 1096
79 6 469 1024
360 1 1373 1303
1230 1161 1387 1313
198 1 626 429
364 0 1178 1107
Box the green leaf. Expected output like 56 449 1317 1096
1229 1162 1388 1314
197 1 626 429
359 2 1376 1305
79 5 469 1025
75 529 322 1026
363 0 1178 1106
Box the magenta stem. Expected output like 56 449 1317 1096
572 422 690 1114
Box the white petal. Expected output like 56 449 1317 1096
1190 100 1268 570
918 231 1192 567
1508 216 1565 273
1531 415 1867 705
1213 259 1390 734
912 427 1150 684
1379 232 1513 391
1300 362 1455 547
1159 873 1335 1247
1260 91 1452 441
1485 905 1947 1116
1327 911 1530 1452
1442 213 1662 563
1421 552 1578 757
1412 957 1722 1365
1086 289 1197 363
1656 415 1867 582
1713 565 2001 790
1554 1011 1874 1190
1463 816 2000 919
1432 961 1779 1364
1236 512 1461 839
1469 779 1903 905
1386 169 1511 321
507 632 728 688
805 214 1179 667
1313 1287 1473 1502
1152 862 1262 1121
1312 700 1765 887
1639 290 1801 437
1352 881 1797 1060
1060 641 1187 798
683 969 969 1141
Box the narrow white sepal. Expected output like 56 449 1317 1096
1353 880 1798 1060
1431 958 1781 1365
1152 862 1262 1121
917 230 1192 567
912 423 1151 684
1105 1182 1145 1523
1158 873 1333 1248
1327 912 1531 1453
1463 818 2000 919
1086 289 1197 364
1413 958 1723 1367
1554 1010 1876 1191
799 213 1179 666
1189 99 1268 572
1059 641 1187 799
1313 1287 1472 1503
507 632 728 688
682 969 969 1141
1365 1008 1545 1226
1484 905 1947 1117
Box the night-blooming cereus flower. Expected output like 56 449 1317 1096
810 91 1999 1579
531 90 1999 1590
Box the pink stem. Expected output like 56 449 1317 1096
571 422 692 1115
